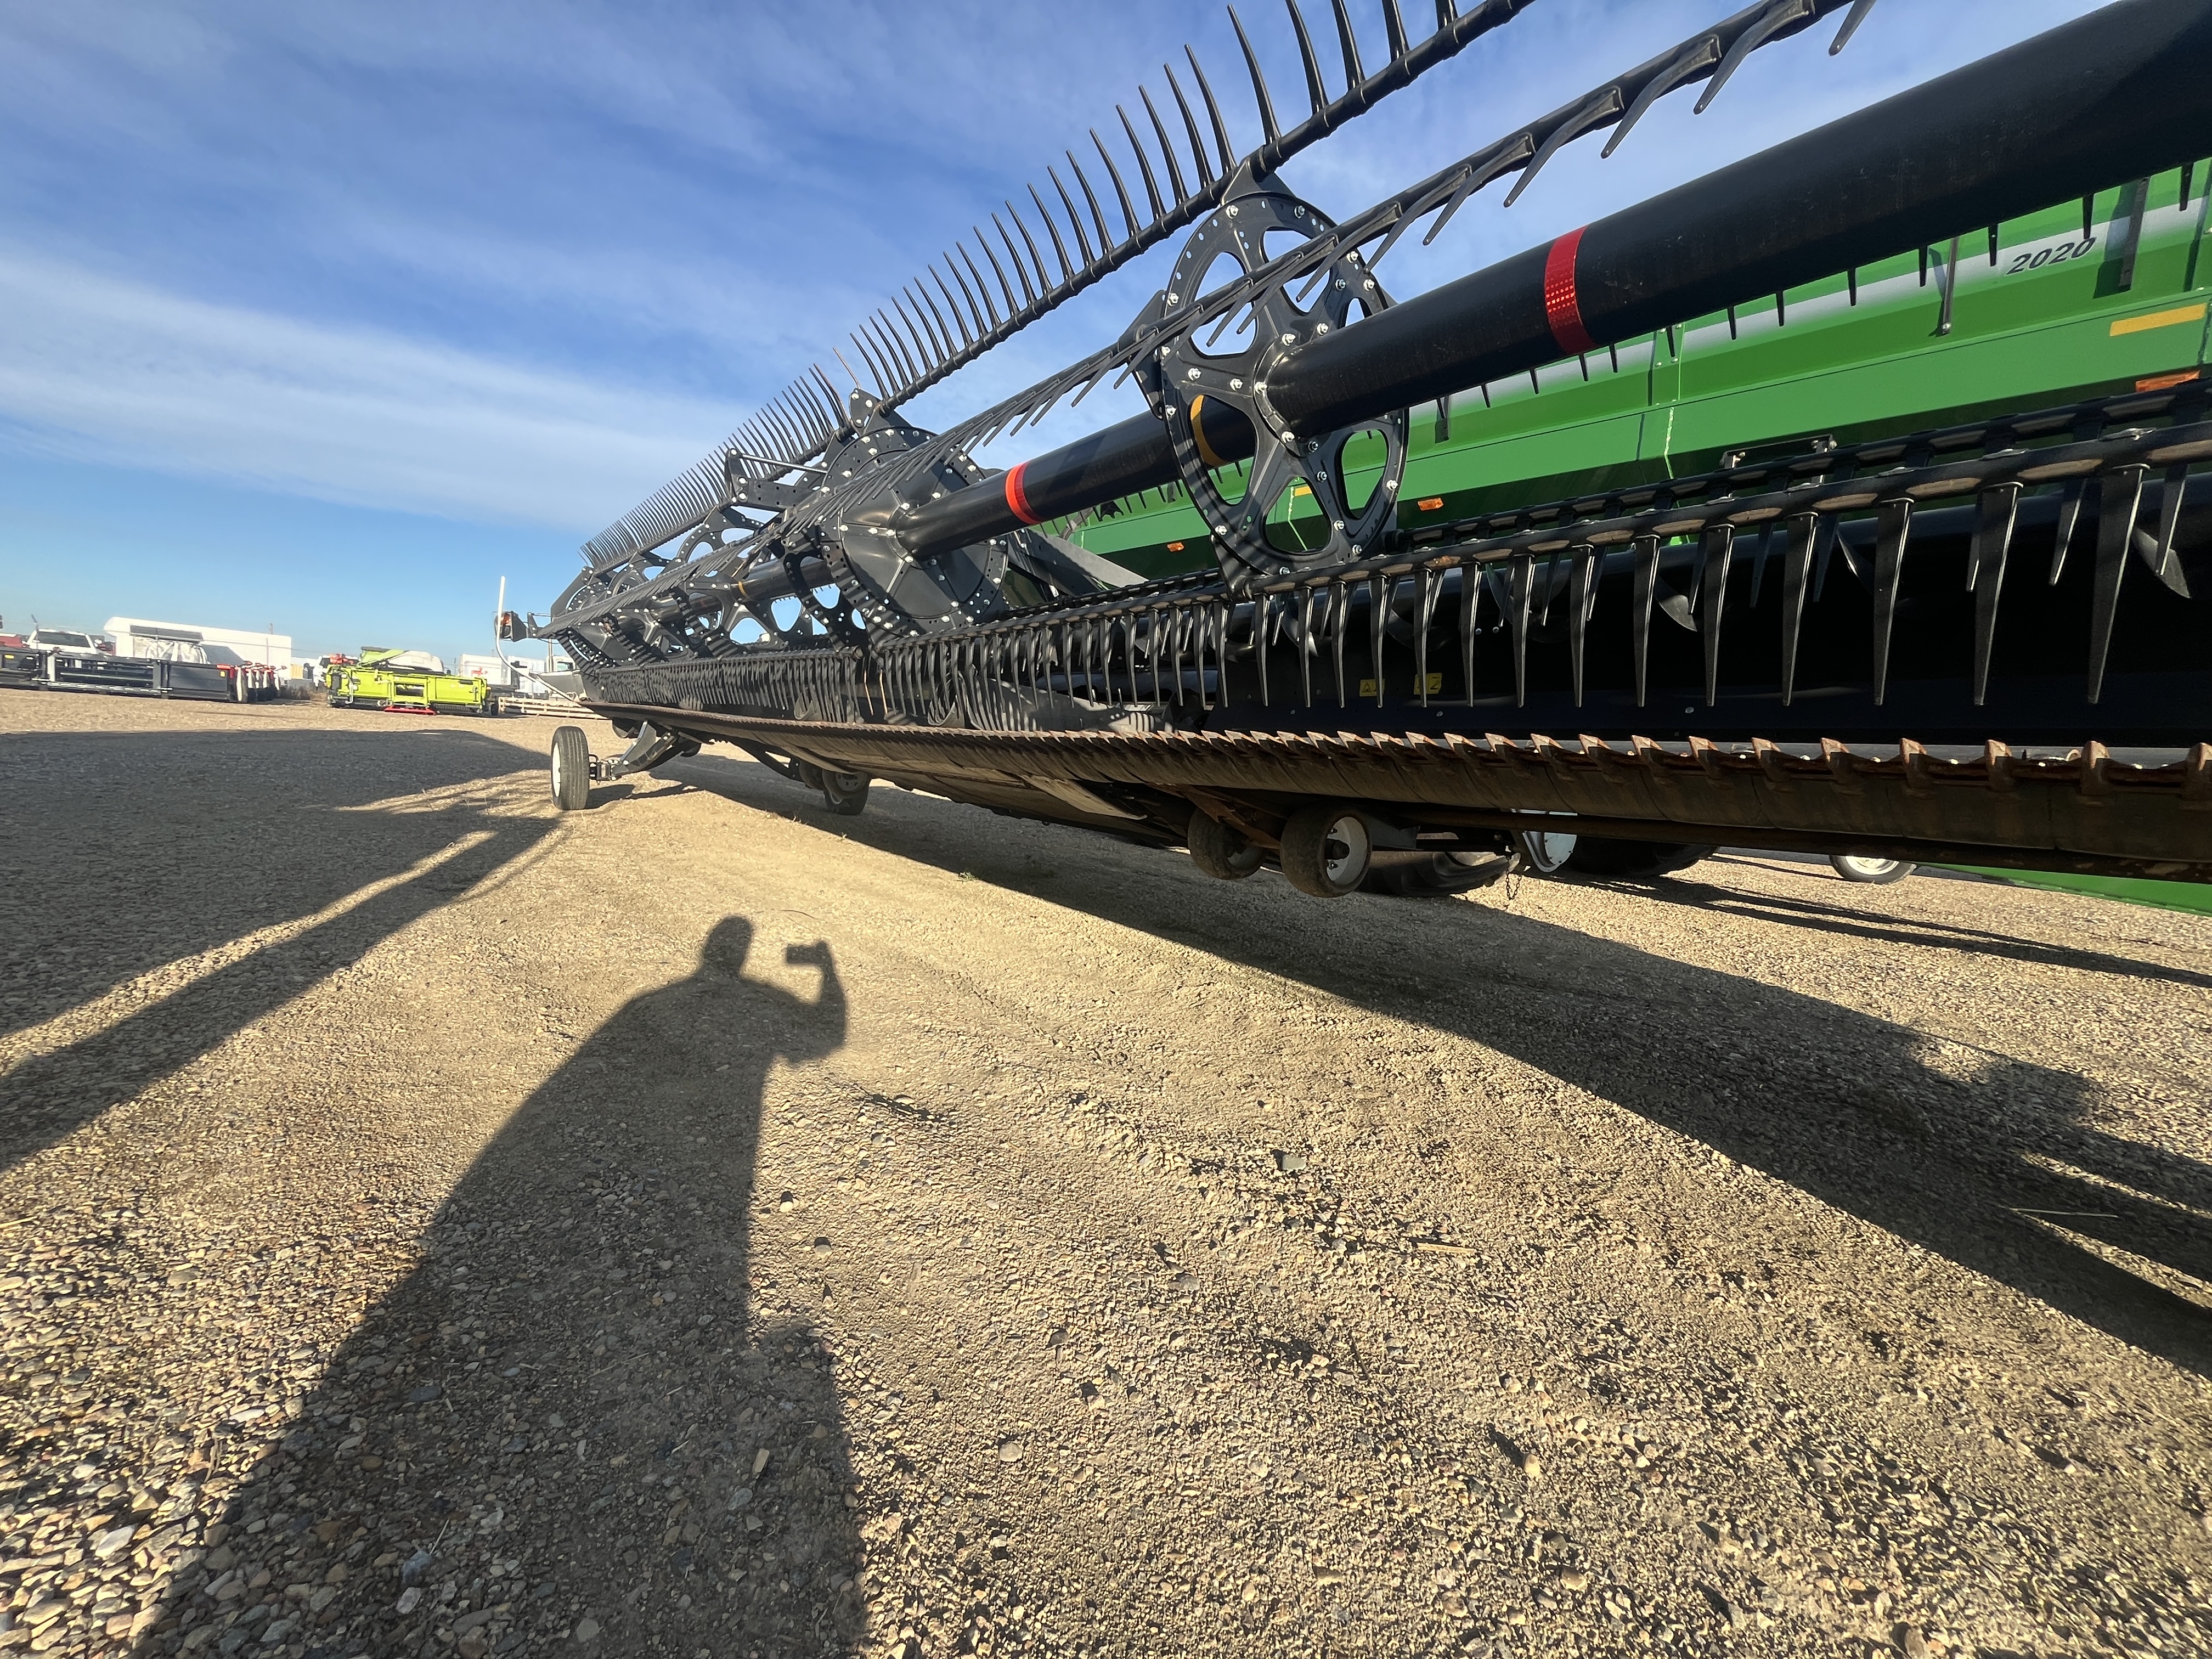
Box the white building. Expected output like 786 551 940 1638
106 618 293 675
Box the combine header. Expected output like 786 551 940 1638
522 0 2212 894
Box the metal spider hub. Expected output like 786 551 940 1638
1141 174 1408 591
812 401 1006 636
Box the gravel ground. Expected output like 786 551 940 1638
1 692 2208 1659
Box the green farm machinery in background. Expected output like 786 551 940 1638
326 648 495 716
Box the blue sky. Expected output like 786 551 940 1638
0 0 2107 666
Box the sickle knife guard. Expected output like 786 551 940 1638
528 0 2212 890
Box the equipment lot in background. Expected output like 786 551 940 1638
1 695 2205 1658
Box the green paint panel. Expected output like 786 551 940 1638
1075 165 2212 580
1942 868 2212 917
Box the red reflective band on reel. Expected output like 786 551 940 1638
1003 461 1042 526
1543 226 1598 357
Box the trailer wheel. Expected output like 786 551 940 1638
1830 854 1915 884
820 770 870 816
1188 812 1262 881
550 725 592 811
1515 830 1578 876
1280 804 1372 898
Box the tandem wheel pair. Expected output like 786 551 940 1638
1187 804 1912 898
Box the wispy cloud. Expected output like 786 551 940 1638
0 249 743 530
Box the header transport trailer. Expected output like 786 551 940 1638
325 650 496 716
517 0 2211 898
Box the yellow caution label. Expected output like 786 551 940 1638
2109 302 2207 337
1358 674 1444 697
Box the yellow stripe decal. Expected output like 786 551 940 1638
1188 396 1231 471
2109 302 2207 337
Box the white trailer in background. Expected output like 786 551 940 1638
105 619 292 675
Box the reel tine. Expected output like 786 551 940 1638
846 334 887 397
1504 85 1622 207
1163 63 1215 190
1185 46 1236 174
907 285 953 362
1048 166 1096 267
1605 39 1716 158
990 214 1037 307
1459 561 1482 707
961 241 1006 327
830 348 862 394
1369 572 1387 706
1699 523 1734 707
1970 483 2019 707
1869 498 1912 706
1299 587 1316 707
1419 166 1481 247
1116 106 1169 225
1331 579 1350 705
1068 354 1120 409
1380 0 1409 65
1567 546 1594 708
1328 0 1364 91
1065 151 1114 256
1255 593 1271 706
781 392 818 449
1697 2 1798 114
1228 7 1283 150
1028 183 1076 284
2087 464 2147 704
1139 87 1190 205
2145 461 2193 593
1506 554 1533 707
1284 0 1330 118
766 407 795 454
872 313 919 386
1415 565 1435 707
875 312 919 388
1631 534 1658 707
2049 477 2086 583
1091 130 1143 246
1003 205 1052 300
1830 0 1878 54
891 295 939 369
928 267 974 349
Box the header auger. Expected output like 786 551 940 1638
523 0 2212 896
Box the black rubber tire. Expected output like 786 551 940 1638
1830 854 1915 884
1567 838 1716 877
550 725 592 811
820 770 870 816
1515 830 1578 876
1279 804 1373 899
1188 812 1263 881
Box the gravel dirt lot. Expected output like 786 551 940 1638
1 692 2208 1659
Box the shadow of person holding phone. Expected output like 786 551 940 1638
139 919 862 1659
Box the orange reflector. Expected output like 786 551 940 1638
1165 541 1185 552
1417 496 1444 511
2136 369 2200 392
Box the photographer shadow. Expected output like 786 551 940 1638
141 919 864 1659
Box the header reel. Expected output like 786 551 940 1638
1138 168 1409 589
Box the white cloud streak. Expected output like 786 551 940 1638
0 249 743 532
